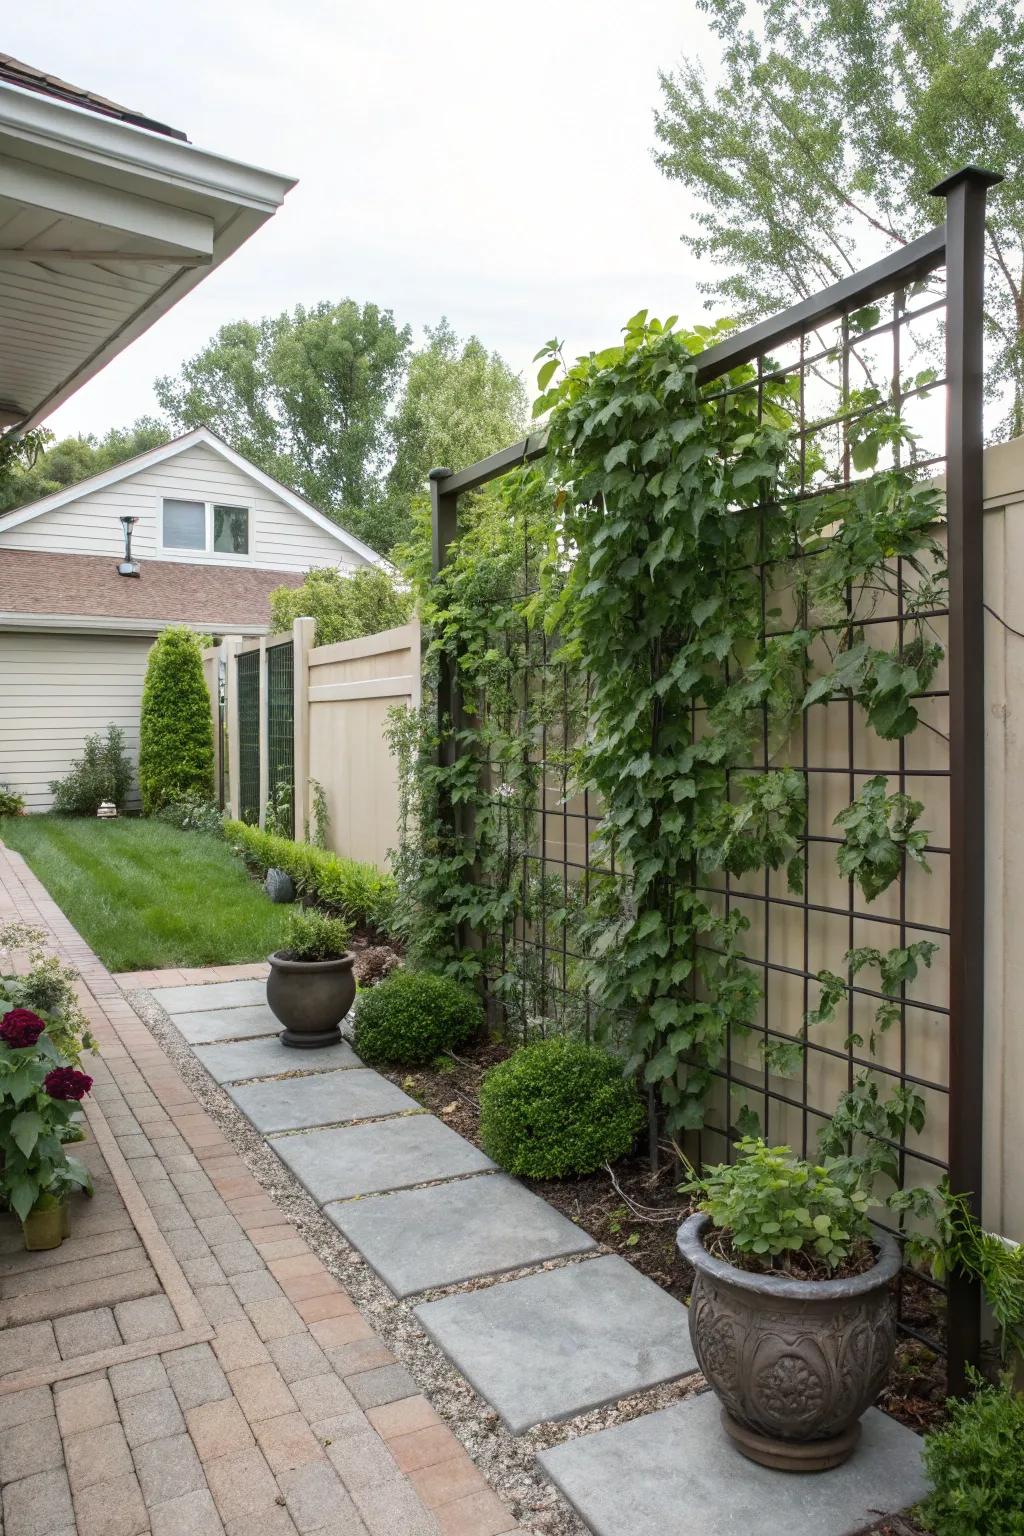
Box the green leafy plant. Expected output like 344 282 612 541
280 908 351 962
269 565 412 644
0 1012 93 1222
307 778 330 849
0 784 25 816
919 1371 1024 1536
697 768 806 893
834 774 930 901
49 725 133 815
0 923 97 1066
224 820 396 935
479 1038 645 1179
264 780 294 839
683 1137 872 1274
138 627 215 814
353 970 482 1067
806 940 938 1050
156 796 223 835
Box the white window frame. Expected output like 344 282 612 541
159 497 255 563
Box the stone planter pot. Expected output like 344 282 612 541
266 951 356 1049
677 1211 899 1471
22 1201 67 1251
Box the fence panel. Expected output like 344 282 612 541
306 621 419 867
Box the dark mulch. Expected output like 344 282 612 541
384 1036 949 1439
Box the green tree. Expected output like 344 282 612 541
138 628 214 814
155 302 411 549
0 419 170 513
269 566 411 646
653 0 1024 429
382 318 528 549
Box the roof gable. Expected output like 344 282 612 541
0 428 385 567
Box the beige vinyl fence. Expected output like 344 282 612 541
211 620 419 871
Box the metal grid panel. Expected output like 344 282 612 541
237 647 260 826
267 640 295 837
429 172 995 1391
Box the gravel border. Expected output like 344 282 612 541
130 987 706 1536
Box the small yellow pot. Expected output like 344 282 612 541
22 1203 65 1251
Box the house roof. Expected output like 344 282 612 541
0 54 187 141
0 547 304 635
0 426 387 569
0 67 295 432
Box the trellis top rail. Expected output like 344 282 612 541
430 170 1000 503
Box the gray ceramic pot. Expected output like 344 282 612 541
677 1212 899 1471
266 951 356 1049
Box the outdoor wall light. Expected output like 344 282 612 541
118 514 140 577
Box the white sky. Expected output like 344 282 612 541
7 0 713 440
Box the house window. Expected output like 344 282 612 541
161 499 251 558
162 499 206 550
213 504 250 555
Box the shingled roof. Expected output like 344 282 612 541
0 53 187 140
0 548 304 631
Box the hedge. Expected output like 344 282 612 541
224 820 396 935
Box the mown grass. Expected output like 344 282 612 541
0 815 291 973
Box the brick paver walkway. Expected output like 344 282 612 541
0 843 519 1536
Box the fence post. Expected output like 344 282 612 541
933 164 1002 1393
430 467 460 819
292 616 315 841
222 635 242 820
258 636 269 831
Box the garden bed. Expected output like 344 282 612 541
384 1036 949 1437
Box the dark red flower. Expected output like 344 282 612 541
43 1067 93 1101
0 1009 46 1048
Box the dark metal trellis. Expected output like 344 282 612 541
266 640 295 837
237 647 260 826
429 167 998 1393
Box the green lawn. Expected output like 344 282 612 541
0 816 291 973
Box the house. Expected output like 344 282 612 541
0 428 382 809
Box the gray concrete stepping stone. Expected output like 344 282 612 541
539 1393 929 1536
173 1004 281 1045
194 1034 359 1084
270 1115 495 1203
150 979 268 1014
326 1174 595 1297
415 1253 697 1431
227 1068 419 1134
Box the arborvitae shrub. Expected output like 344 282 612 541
353 970 481 1066
138 628 214 814
479 1038 645 1179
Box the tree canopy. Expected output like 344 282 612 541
654 0 1024 429
269 566 412 647
0 419 170 513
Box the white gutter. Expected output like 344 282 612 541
0 612 270 638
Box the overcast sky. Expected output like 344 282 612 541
8 0 713 440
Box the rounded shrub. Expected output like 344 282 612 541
138 627 215 814
353 970 482 1066
479 1038 644 1179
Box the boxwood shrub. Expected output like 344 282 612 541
479 1038 645 1179
353 970 481 1066
224 820 396 935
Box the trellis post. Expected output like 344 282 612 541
933 164 1002 1393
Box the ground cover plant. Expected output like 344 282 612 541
919 1372 1024 1536
0 817 290 972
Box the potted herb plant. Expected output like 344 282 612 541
677 1137 899 1472
267 908 355 1049
0 1009 93 1250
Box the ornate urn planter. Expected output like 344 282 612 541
678 1211 899 1471
266 952 356 1049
